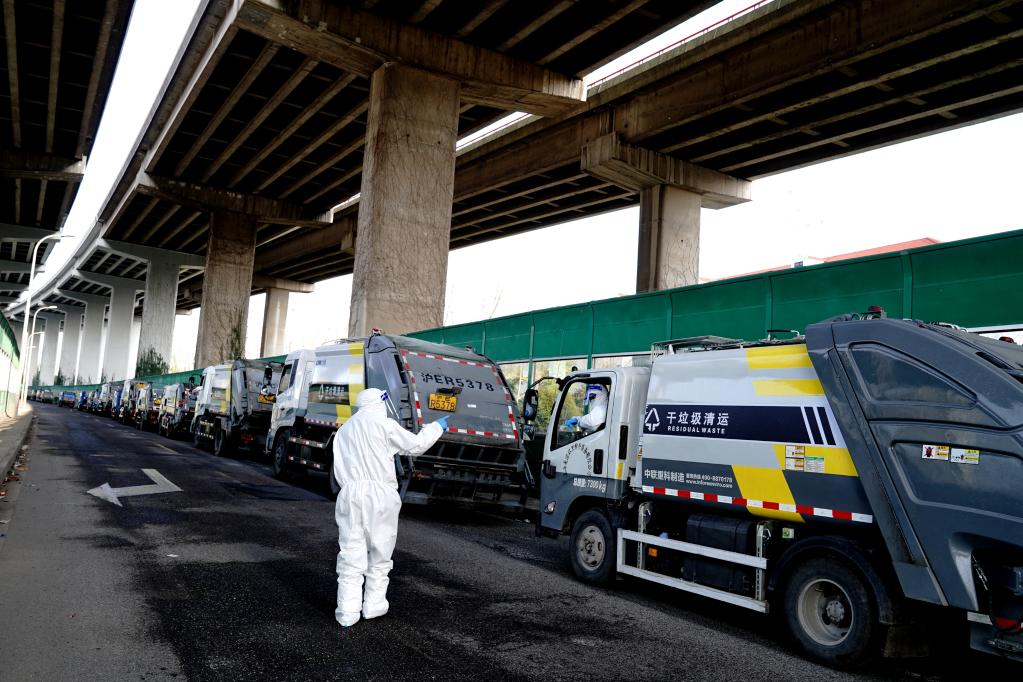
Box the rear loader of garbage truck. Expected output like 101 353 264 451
267 333 532 507
536 314 1023 668
192 360 282 456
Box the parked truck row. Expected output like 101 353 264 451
31 312 1022 668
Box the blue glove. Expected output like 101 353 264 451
565 417 579 428
435 415 450 430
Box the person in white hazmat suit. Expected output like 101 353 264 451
565 384 608 432
332 388 448 627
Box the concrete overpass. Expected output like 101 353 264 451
12 0 1023 383
15 0 718 378
1 0 134 382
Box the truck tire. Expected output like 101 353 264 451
271 430 290 479
782 556 881 669
570 510 616 585
213 427 233 457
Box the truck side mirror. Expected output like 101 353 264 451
523 388 539 422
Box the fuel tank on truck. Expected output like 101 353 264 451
640 341 874 527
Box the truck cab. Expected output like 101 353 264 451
536 368 646 533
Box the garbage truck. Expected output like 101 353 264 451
267 333 532 505
119 381 146 424
533 311 1023 668
192 359 283 456
135 382 165 431
158 381 198 438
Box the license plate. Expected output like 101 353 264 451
428 393 457 412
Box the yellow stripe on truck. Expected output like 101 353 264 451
334 360 366 423
753 378 825 396
745 345 813 370
731 465 804 523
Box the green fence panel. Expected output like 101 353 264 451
411 328 446 344
670 277 766 341
771 257 905 332
911 232 1023 328
434 322 484 353
483 314 532 361
532 305 591 359
592 293 669 355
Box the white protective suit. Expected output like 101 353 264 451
576 385 608 431
332 388 444 627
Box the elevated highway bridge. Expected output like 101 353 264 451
7 0 1023 383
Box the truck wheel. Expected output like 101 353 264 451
271 431 290 479
213 427 232 457
782 557 881 669
569 510 616 585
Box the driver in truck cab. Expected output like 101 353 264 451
565 384 608 432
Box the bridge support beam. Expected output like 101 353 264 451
195 211 256 368
56 305 84 383
581 133 751 293
58 290 108 384
260 288 289 357
349 63 460 336
104 286 138 382
637 185 702 292
137 260 180 374
38 313 62 385
99 240 203 376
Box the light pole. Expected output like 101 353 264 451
21 305 58 405
14 233 62 416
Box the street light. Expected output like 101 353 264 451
21 305 58 405
14 232 62 416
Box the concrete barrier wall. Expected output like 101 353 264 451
0 313 20 416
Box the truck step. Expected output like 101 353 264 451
616 529 768 613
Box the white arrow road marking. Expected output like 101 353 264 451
87 469 182 507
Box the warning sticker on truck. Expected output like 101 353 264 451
922 444 979 464
950 448 980 465
922 444 950 461
785 445 825 473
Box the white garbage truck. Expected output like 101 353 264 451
192 359 283 456
534 311 1023 668
267 332 533 504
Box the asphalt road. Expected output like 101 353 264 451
0 404 1014 681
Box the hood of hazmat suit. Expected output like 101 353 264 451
332 387 445 627
576 384 608 431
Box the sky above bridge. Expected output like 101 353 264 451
24 0 1023 371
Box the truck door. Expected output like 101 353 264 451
539 374 618 532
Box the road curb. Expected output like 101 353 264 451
0 404 34 482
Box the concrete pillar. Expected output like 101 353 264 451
260 287 289 356
195 211 256 368
39 313 61 385
636 185 701 292
101 286 137 381
128 316 142 376
57 305 84 383
137 259 179 373
349 63 460 336
77 300 105 384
